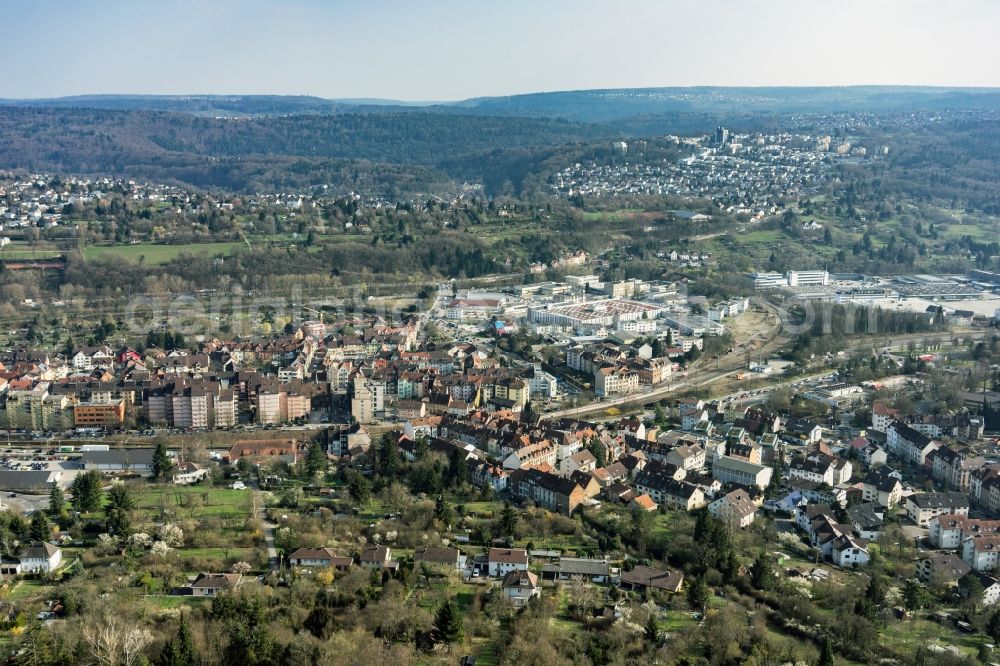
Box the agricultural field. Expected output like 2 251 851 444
83 241 245 264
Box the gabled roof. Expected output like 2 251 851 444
619 565 683 592
716 489 757 518
501 569 538 589
413 547 460 565
20 542 59 559
923 552 971 580
288 547 353 566
488 547 528 565
191 573 241 589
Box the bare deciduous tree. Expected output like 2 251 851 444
81 615 153 666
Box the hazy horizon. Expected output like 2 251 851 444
4 83 1000 106
3 0 999 100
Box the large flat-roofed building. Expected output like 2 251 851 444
73 401 126 429
0 470 66 492
712 455 773 489
787 270 830 287
446 297 504 320
79 448 156 475
660 313 726 337
528 299 665 330
752 272 786 290
834 288 897 304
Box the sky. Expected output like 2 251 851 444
2 0 999 100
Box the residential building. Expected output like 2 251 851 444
917 553 971 585
360 546 399 571
288 548 353 569
708 488 758 528
962 535 1000 571
618 565 684 593
413 547 463 572
501 570 540 608
930 516 1000 550
191 573 242 597
905 492 969 527
508 467 586 515
830 535 870 568
19 542 61 573
539 557 611 583
486 548 529 578
887 420 940 466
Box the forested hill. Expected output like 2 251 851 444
0 94 345 116
456 86 1000 121
0 106 616 193
7 87 1000 121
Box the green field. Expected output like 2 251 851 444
84 242 245 264
139 486 254 519
2 580 53 602
0 249 63 260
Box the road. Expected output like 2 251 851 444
1 493 49 516
253 490 279 570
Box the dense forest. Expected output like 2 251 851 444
0 107 613 193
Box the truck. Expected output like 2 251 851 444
79 444 110 452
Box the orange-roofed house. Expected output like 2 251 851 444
228 439 299 463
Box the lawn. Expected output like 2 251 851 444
940 222 999 241
139 486 254 520
736 229 784 244
145 595 213 609
83 242 244 264
881 616 985 660
2 580 52 602
175 547 256 560
0 249 63 260
133 486 259 559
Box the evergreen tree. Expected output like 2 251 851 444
447 448 469 487
70 470 103 513
687 575 709 611
345 469 371 505
817 637 836 666
693 508 712 544
902 579 931 611
586 437 606 468
765 450 784 499
377 433 400 478
987 609 1000 645
19 623 61 665
305 442 326 476
105 484 138 536
29 511 50 542
414 435 430 460
160 640 183 666
432 600 464 646
495 501 518 538
434 495 454 527
749 552 774 591
176 613 197 666
644 615 660 643
47 482 65 517
854 574 887 623
152 440 173 481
